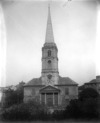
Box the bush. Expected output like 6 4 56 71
81 98 99 118
1 103 31 121
64 88 100 120
0 99 67 121
64 99 82 119
0 100 48 121
79 88 99 101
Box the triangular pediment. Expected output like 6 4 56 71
40 85 60 93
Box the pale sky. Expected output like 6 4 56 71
0 0 99 86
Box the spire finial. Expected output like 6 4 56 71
48 2 50 13
48 2 50 9
45 2 54 43
47 0 52 25
48 0 51 8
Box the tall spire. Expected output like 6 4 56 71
45 4 54 43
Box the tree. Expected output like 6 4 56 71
79 88 100 119
2 89 17 108
64 88 100 119
2 82 25 108
15 82 25 103
79 88 99 101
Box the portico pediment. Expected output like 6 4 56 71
40 85 60 93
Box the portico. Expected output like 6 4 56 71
40 85 60 107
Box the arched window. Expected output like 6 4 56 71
48 50 51 57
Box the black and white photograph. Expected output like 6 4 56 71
0 0 100 122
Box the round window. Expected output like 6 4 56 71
48 60 51 64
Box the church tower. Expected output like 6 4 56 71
41 5 59 86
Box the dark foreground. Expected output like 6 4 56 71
0 121 100 123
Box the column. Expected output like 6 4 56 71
53 93 54 105
45 93 46 105
58 93 59 105
40 94 41 104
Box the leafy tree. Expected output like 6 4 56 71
15 82 25 103
64 88 100 119
79 88 100 119
81 98 99 118
2 82 25 108
2 89 17 108
79 88 99 101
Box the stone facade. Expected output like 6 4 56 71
24 77 78 109
24 5 78 109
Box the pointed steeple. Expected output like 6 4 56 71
45 4 54 43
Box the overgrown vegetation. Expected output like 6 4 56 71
0 87 100 121
0 100 48 121
2 83 24 108
64 88 100 120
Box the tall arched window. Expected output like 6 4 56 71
48 50 51 57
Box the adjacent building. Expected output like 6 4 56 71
84 76 100 94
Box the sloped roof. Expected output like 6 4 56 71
85 79 100 84
24 76 78 86
90 79 96 83
24 77 42 86
58 76 78 85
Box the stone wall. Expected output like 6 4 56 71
24 86 41 102
56 85 78 106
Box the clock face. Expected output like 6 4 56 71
47 74 52 80
48 60 51 64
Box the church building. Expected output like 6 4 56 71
24 5 78 109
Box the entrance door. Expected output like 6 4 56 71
46 93 53 107
41 93 45 105
54 93 58 106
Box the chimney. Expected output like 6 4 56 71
96 75 100 82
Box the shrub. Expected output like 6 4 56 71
64 99 82 119
64 88 100 120
1 103 31 121
79 88 99 101
0 100 49 121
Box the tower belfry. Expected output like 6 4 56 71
42 4 59 85
45 4 54 43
